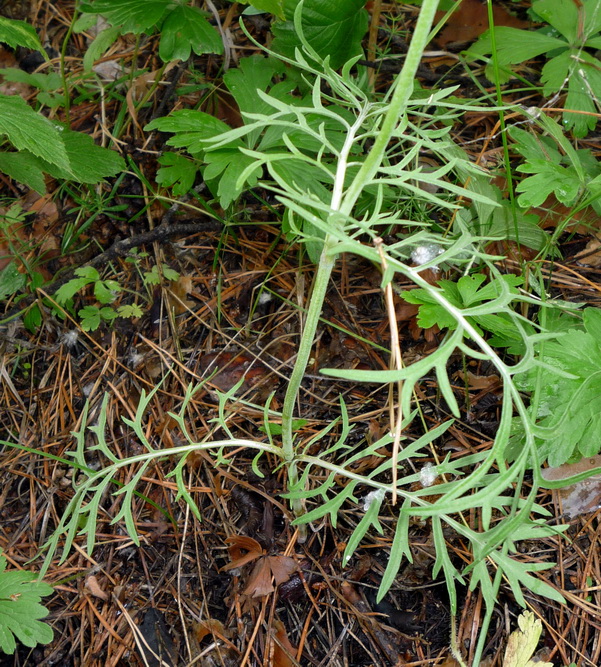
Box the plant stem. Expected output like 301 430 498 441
279 0 441 512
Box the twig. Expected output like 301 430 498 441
0 219 222 326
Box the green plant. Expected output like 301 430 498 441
467 0 601 137
12 2 601 664
0 551 53 655
513 308 601 468
53 266 144 331
77 0 224 65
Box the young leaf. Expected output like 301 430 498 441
158 4 223 61
82 25 121 72
503 611 553 667
0 262 27 301
0 553 54 655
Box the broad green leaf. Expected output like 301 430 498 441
272 0 369 69
0 17 45 54
540 50 570 95
0 553 53 654
158 5 223 62
49 129 125 184
156 153 198 196
224 56 286 117
0 152 46 194
0 68 63 92
117 303 144 318
466 27 566 66
532 0 579 42
564 55 601 136
203 150 260 208
0 95 70 173
83 26 121 71
0 262 26 300
82 0 170 33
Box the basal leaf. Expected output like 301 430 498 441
272 0 369 69
0 262 27 301
82 26 121 72
145 110 234 154
203 150 260 208
224 55 286 117
158 4 223 62
466 27 566 66
57 129 125 184
532 0 579 43
243 0 285 19
0 17 45 54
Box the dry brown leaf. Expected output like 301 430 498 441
126 62 176 131
435 0 529 47
272 619 297 667
222 535 263 571
85 574 109 600
542 456 601 518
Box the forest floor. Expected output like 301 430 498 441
1 1 601 666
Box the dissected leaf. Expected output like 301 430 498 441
0 553 53 655
155 153 198 196
158 4 223 62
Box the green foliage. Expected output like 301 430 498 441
53 266 146 331
0 16 46 54
0 69 65 108
515 308 601 467
271 0 369 69
509 115 601 211
238 0 286 19
467 0 601 136
0 552 53 655
403 273 528 349
80 0 223 63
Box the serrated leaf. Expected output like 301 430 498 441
59 129 125 183
158 4 223 62
203 150 260 208
117 303 144 318
466 27 566 66
532 0 579 42
224 56 286 117
0 17 45 54
0 95 70 173
272 0 369 69
155 153 197 195
83 0 170 33
54 276 94 305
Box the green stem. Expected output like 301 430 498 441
279 0 441 510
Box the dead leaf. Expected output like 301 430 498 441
243 555 297 598
272 619 297 667
126 62 176 132
222 535 264 571
85 574 109 600
435 0 529 48
542 456 601 518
